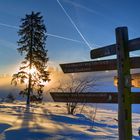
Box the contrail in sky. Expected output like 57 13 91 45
57 0 92 50
64 0 140 36
63 0 103 17
0 22 83 44
0 23 19 29
47 33 84 43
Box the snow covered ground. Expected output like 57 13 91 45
0 102 139 140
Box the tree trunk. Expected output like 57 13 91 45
70 107 75 115
27 73 31 106
27 14 33 106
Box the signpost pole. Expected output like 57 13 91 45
116 27 132 140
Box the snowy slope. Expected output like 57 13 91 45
0 102 139 140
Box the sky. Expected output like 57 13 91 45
0 0 140 74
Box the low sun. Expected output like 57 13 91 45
29 67 37 74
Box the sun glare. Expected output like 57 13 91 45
24 79 28 84
29 67 37 74
40 80 49 86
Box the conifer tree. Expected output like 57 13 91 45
12 11 50 106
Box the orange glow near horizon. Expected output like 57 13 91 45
0 65 58 90
0 77 11 86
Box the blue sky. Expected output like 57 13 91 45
0 0 140 74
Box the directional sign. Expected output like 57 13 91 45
60 59 117 73
132 93 140 104
90 37 140 59
60 57 140 73
50 92 140 104
114 73 140 88
50 92 117 103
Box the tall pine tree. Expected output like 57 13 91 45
12 11 50 106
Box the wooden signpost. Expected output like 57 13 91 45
116 27 132 140
60 57 140 73
50 92 140 104
51 92 118 103
114 73 140 88
90 37 140 59
51 27 140 140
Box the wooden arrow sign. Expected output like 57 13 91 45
90 37 140 59
50 92 140 104
50 92 118 103
60 57 140 73
114 73 140 88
